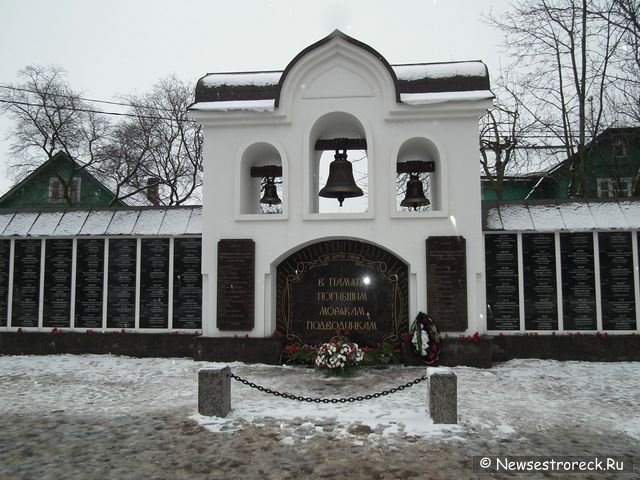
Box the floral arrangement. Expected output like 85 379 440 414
314 329 365 375
409 312 440 364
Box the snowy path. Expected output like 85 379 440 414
0 355 638 479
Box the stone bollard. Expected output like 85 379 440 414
198 367 231 417
426 367 457 424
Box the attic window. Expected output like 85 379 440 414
613 137 626 158
597 177 633 198
49 177 81 204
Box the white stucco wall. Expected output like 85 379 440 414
191 36 492 337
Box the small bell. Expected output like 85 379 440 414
260 177 281 206
319 149 364 206
401 174 430 211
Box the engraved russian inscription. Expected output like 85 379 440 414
485 234 519 330
426 236 467 331
107 238 137 329
217 239 254 331
276 239 408 346
140 238 170 329
12 239 41 327
173 238 202 330
43 239 73 328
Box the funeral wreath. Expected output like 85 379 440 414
410 312 441 364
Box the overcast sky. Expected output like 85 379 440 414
0 0 512 195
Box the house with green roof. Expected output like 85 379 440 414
0 151 126 208
481 127 640 200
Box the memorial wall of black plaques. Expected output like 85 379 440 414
0 240 10 327
107 238 137 329
599 232 636 330
522 233 558 330
485 234 520 330
12 239 42 327
43 239 73 328
560 233 596 330
173 238 202 330
217 239 255 331
75 238 105 329
140 238 170 329
426 236 467 331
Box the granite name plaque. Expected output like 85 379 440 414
0 240 10 327
43 239 73 328
485 234 520 330
75 238 105 329
107 238 137 329
560 233 596 330
599 232 636 330
276 239 408 346
217 239 254 331
12 239 41 327
140 238 170 329
426 236 467 331
173 238 202 330
522 233 558 330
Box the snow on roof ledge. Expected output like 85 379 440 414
483 199 640 232
0 207 202 237
400 90 494 105
200 71 282 88
190 99 275 112
393 62 487 81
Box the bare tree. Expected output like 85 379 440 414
0 65 109 205
479 82 540 200
597 0 640 122
111 76 203 206
486 0 625 197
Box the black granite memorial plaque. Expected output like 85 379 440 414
560 233 596 330
426 236 467 331
12 239 41 327
75 238 105 329
522 233 558 330
173 238 202 330
107 238 137 329
43 239 73 328
276 239 409 346
140 238 170 329
0 240 10 327
485 234 520 330
217 239 254 331
599 232 636 330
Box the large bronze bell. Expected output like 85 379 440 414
319 149 364 206
260 177 281 206
401 173 430 210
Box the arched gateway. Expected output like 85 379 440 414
276 239 408 346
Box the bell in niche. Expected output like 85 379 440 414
260 177 281 206
319 149 364 206
401 173 430 211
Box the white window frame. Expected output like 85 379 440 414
49 177 81 204
597 177 633 198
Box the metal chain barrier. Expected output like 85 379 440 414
228 372 428 404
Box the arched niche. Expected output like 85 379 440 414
238 142 284 216
274 238 409 346
307 112 370 215
395 137 442 213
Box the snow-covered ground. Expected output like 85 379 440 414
1 354 639 442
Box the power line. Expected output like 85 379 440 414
0 98 197 124
0 84 176 113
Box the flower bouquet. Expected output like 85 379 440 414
315 329 365 376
